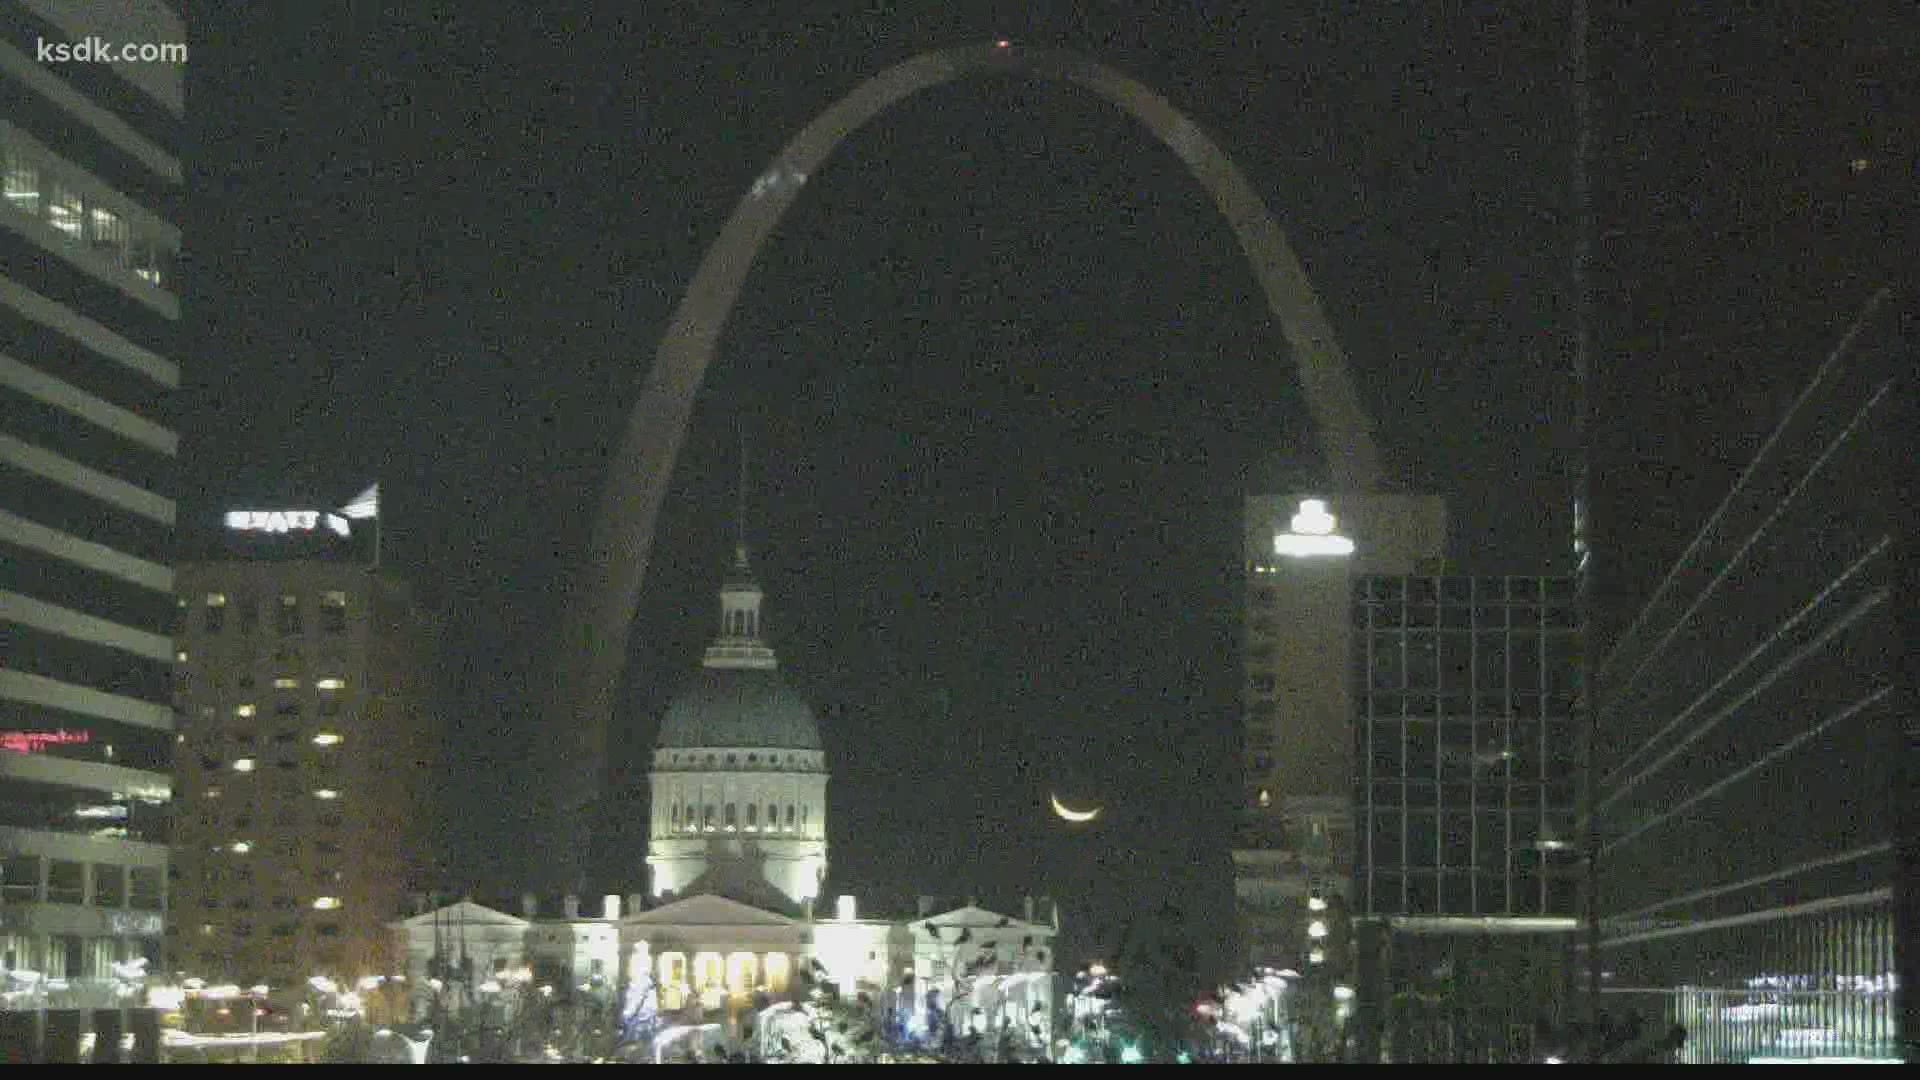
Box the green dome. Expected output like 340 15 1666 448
657 667 823 751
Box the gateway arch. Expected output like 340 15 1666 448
539 43 1383 883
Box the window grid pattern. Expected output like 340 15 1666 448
1353 576 1580 919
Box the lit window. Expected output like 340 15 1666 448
88 205 127 264
48 183 83 237
312 897 340 911
277 595 301 635
230 841 251 854
313 789 339 800
315 678 345 691
129 237 167 287
311 733 342 747
3 149 40 215
232 759 255 773
320 591 348 635
235 704 256 719
273 677 299 690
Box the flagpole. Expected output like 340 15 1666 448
343 483 381 570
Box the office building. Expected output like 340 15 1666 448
0 0 184 1055
1232 491 1444 979
1352 574 1580 922
169 559 442 995
1589 296 1910 1063
1349 573 1581 1062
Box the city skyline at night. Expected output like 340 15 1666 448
2 0 1910 1063
165 2 1913 987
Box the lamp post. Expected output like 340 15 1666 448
246 984 269 1064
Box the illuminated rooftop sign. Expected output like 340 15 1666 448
1273 498 1355 558
1 729 91 754
225 510 351 538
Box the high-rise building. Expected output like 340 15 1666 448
1352 574 1580 924
1348 573 1581 1063
1589 297 1910 1063
1577 9 1913 1062
0 0 185 1029
1233 491 1444 977
169 559 442 994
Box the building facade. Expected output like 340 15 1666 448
169 561 441 995
391 892 1058 1059
0 0 185 1044
1349 573 1581 1062
1589 296 1911 1063
1233 491 1445 980
1352 575 1580 923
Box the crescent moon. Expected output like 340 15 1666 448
1050 793 1102 824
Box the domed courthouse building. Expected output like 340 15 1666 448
396 538 1059 1051
645 544 830 907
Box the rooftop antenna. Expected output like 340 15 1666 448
735 425 749 565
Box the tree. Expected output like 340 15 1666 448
1102 899 1209 1063
1381 935 1567 1063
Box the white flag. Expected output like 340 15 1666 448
341 483 379 520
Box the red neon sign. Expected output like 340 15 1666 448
0 729 91 754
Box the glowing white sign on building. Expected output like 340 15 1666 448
224 510 351 537
1273 498 1355 557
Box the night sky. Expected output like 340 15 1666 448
175 2 1912 980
